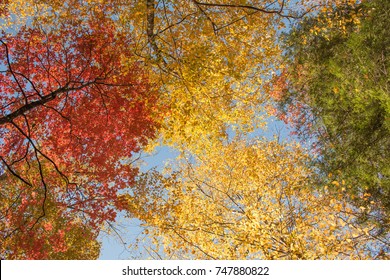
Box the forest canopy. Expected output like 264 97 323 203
1 0 389 259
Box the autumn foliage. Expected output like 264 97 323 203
1 0 389 259
126 139 389 259
0 16 158 258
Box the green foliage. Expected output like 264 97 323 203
280 0 390 229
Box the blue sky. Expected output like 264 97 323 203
98 145 180 259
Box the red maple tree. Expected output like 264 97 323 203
0 18 159 258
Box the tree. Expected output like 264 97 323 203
2 0 352 154
116 0 336 153
123 138 389 259
273 0 390 229
0 15 159 258
1 165 101 259
2 0 377 259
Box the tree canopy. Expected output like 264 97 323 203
275 0 390 231
125 138 388 259
1 0 389 259
0 8 159 258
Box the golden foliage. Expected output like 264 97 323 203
126 138 389 259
